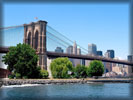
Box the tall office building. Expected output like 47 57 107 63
74 47 81 66
104 52 110 58
88 43 97 55
107 50 115 58
127 55 133 75
66 45 74 66
66 46 73 54
85 43 97 66
73 41 77 55
97 51 103 56
127 55 133 61
104 50 115 73
77 47 81 55
73 42 81 66
55 47 63 53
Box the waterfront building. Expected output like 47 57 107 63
104 52 112 73
97 51 103 56
55 47 63 53
0 68 11 78
104 50 115 73
112 65 128 76
81 59 85 66
104 62 112 72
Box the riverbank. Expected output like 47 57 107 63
0 78 133 87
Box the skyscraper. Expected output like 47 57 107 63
74 47 81 66
73 42 81 66
88 43 97 55
127 55 133 61
107 50 115 58
55 47 63 53
66 45 74 66
73 41 77 55
85 43 97 66
97 51 103 56
104 50 115 73
77 47 81 55
127 55 133 74
66 46 73 54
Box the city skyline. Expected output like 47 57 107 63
54 43 116 59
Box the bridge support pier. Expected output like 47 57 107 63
23 20 47 70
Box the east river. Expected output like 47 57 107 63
0 83 133 100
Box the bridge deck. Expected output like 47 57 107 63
0 47 133 66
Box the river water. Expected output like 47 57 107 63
0 83 133 100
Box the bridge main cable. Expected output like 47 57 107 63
0 25 24 30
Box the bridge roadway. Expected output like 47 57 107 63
0 47 133 66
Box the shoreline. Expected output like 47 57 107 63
0 78 133 87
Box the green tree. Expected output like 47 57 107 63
2 43 40 78
86 60 104 77
73 64 87 78
15 73 21 79
40 69 49 79
50 57 73 78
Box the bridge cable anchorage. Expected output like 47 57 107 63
47 25 88 53
0 25 24 30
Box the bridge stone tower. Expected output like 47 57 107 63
23 20 47 70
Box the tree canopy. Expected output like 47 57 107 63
2 43 40 78
87 60 104 77
73 64 87 78
50 57 73 78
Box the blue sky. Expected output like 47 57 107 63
3 3 129 59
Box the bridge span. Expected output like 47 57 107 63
1 47 133 66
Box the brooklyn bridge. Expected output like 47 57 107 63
0 20 133 70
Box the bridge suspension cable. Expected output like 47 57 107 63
0 25 24 30
47 25 88 54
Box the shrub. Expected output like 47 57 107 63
87 60 104 77
15 73 21 79
73 64 87 78
50 57 73 78
40 70 49 79
22 76 28 79
8 73 15 79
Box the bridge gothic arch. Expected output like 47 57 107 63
27 31 32 46
34 30 39 50
23 20 47 70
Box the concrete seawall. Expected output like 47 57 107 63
0 78 133 87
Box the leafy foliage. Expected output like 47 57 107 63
40 69 49 79
2 43 40 78
87 60 104 77
50 57 73 78
15 73 21 79
73 64 87 78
